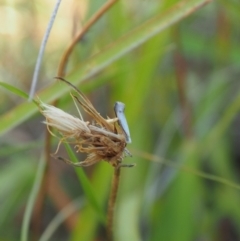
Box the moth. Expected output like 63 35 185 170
38 77 133 168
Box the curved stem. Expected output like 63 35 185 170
31 129 51 240
107 166 121 241
57 0 118 77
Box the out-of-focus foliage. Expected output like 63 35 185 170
1 0 240 241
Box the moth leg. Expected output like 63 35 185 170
52 154 100 167
124 148 132 157
117 163 136 168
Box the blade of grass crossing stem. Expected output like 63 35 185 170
20 155 46 241
64 143 106 224
0 82 29 99
71 162 112 241
0 0 212 137
0 82 38 105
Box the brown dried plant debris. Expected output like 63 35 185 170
37 78 132 168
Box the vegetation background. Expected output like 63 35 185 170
1 0 240 241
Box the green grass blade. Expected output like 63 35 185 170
71 163 112 241
0 82 38 105
64 143 106 224
20 155 46 241
0 82 29 100
0 0 211 137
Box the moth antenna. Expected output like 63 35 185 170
70 92 83 121
117 163 136 168
74 95 114 131
54 77 83 96
54 77 94 108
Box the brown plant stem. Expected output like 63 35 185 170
173 27 193 138
33 130 79 239
47 170 78 229
174 51 192 137
32 129 51 239
107 166 121 241
57 0 119 77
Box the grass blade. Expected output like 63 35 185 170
20 155 46 241
39 198 82 241
64 143 106 224
0 82 38 105
0 82 29 100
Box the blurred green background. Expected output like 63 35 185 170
1 0 240 241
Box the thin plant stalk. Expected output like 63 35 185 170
29 0 62 100
132 148 240 191
57 0 119 76
173 27 193 138
31 129 50 239
107 167 121 241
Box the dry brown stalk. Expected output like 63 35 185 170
107 166 121 241
57 0 119 77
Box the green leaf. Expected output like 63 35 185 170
21 155 46 241
71 163 112 241
0 82 29 100
0 82 38 105
64 143 106 224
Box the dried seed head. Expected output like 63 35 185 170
37 79 132 168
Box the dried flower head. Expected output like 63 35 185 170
38 78 132 168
